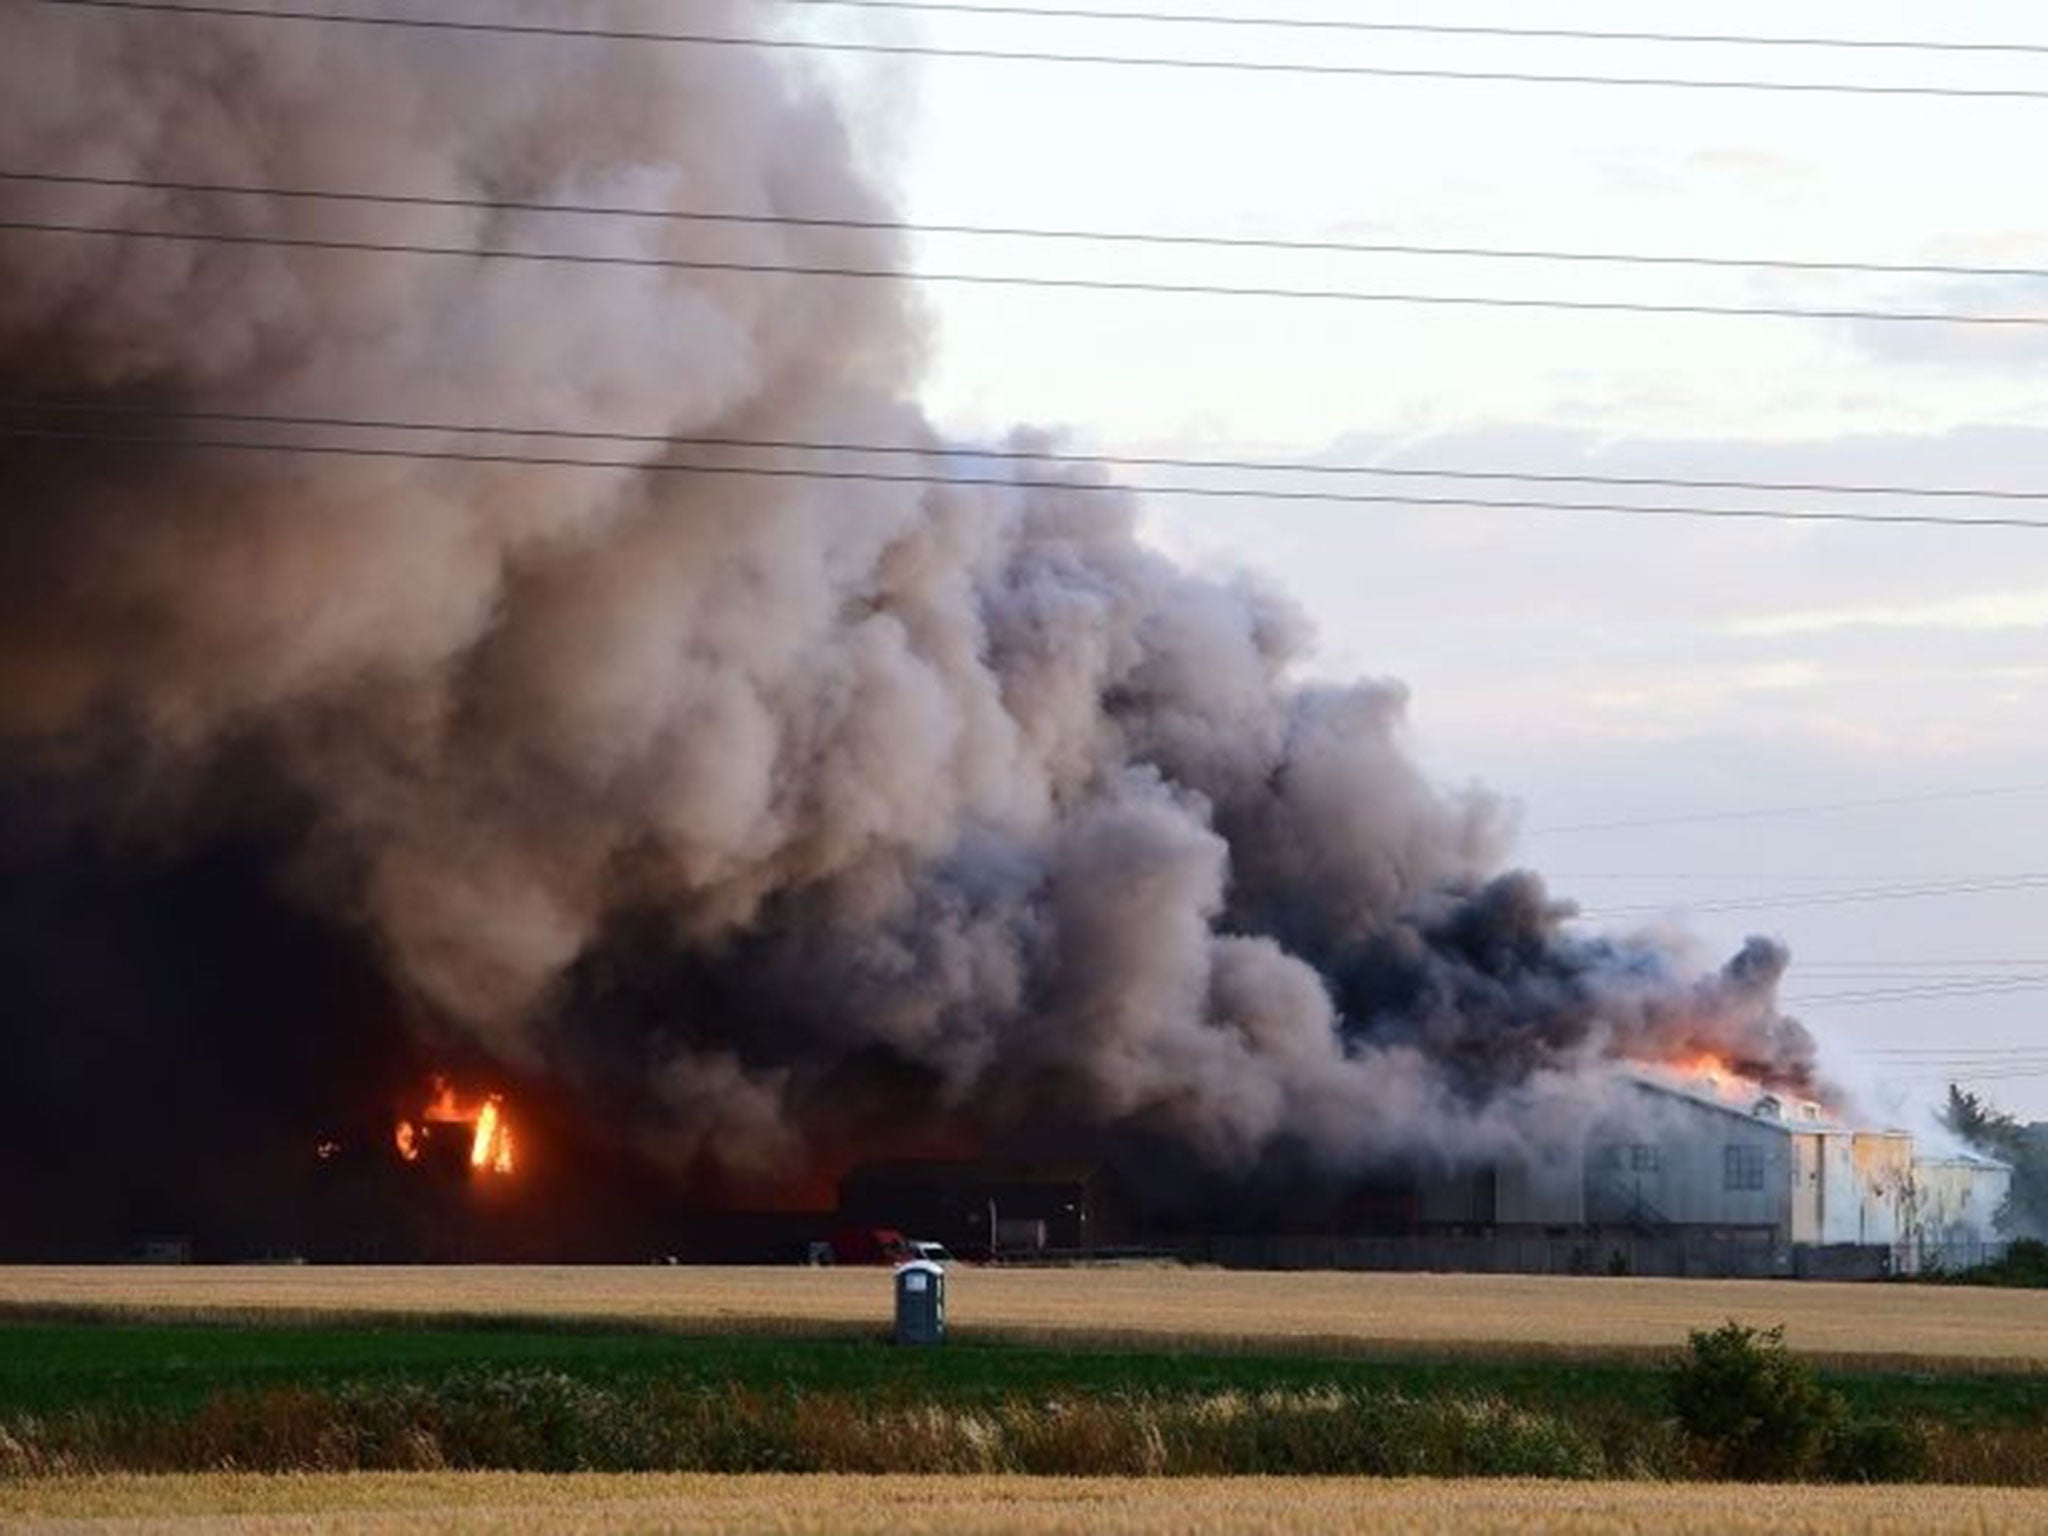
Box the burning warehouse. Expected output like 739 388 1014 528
1396 1073 2010 1278
810 1068 2006 1278
0 5 1985 1264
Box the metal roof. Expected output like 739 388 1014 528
1625 1072 1851 1134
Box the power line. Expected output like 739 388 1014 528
8 217 2048 328
1882 1065 2048 1082
1806 987 2048 1006
10 421 2048 533
14 400 2048 507
1881 1078 2048 1090
1593 872 2048 917
1795 981 2048 996
12 166 2048 288
1791 960 2048 971
1584 873 2048 918
1532 782 2048 836
1881 1075 2048 1089
1796 970 2048 983
31 0 2048 100
1786 974 2048 1005
1557 872 2048 881
770 0 2048 59
1796 979 2048 996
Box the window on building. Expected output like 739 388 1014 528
1597 1143 1662 1173
1724 1143 1766 1191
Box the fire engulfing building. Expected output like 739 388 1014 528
0 0 2018 1272
829 1077 2007 1280
1244 1074 2012 1279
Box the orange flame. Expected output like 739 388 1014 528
1646 1050 1769 1108
470 1096 514 1175
396 1077 516 1176
1669 1051 1739 1084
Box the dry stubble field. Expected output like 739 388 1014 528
4 1265 2046 1368
7 1474 2048 1535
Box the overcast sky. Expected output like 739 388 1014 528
806 0 2048 1121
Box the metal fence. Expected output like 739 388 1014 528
1892 1238 2010 1277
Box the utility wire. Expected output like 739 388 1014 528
1877 1075 2048 1085
1801 1000 2048 1014
1794 959 2048 969
1730 964 2048 993
11 168 2048 287
30 0 2048 99
1796 987 2048 1003
1557 872 2048 881
1708 970 2048 992
1807 986 2048 1005
1533 782 2048 835
13 399 2048 507
1585 873 2048 918
1786 974 2048 1005
7 217 2048 328
1795 961 2048 971
769 0 2048 58
1794 967 2048 980
11 423 2048 532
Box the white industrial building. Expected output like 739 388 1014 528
1414 1073 2009 1277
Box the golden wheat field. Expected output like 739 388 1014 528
5 1265 2047 1368
5 1474 2048 1535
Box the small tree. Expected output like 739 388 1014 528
1942 1084 2019 1151
1942 1085 2048 1238
1667 1321 1843 1479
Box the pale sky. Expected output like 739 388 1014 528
808 0 2048 1121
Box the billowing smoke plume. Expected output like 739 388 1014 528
0 4 1821 1229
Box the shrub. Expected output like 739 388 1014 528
1666 1321 1843 1479
1822 1416 1930 1483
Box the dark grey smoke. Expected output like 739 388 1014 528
0 3 1822 1214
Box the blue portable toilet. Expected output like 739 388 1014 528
893 1258 946 1345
